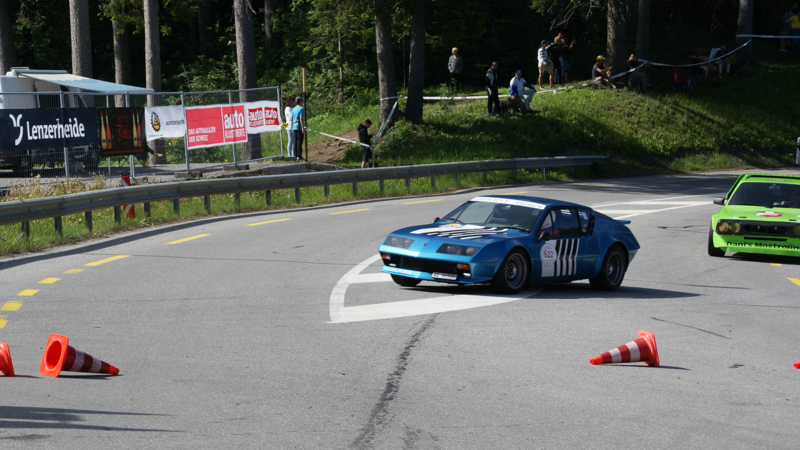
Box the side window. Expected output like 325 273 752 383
577 209 592 236
537 211 554 238
551 208 581 237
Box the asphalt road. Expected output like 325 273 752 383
1 169 799 449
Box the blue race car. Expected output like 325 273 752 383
379 196 640 293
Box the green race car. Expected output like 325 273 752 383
709 173 800 258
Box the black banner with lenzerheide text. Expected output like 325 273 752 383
97 108 146 157
0 109 98 150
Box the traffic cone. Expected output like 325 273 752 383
794 361 800 369
39 334 119 377
590 330 660 367
0 342 14 376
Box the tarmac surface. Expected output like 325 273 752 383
1 169 799 449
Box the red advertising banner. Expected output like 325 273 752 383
185 104 247 149
244 100 282 134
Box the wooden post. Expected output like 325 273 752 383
204 195 211 213
144 202 151 219
352 182 358 196
431 175 436 190
324 185 330 197
173 199 180 215
265 190 272 206
85 211 93 232
512 168 517 180
295 187 301 203
405 178 411 192
21 221 30 239
114 206 121 224
379 179 385 194
483 171 488 182
541 168 546 180
455 173 461 186
54 216 63 236
235 192 241 208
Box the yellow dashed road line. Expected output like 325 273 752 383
329 209 370 215
567 184 615 189
246 218 292 227
167 234 211 245
1 301 23 311
788 278 800 287
85 255 131 267
38 278 61 284
0 316 7 329
63 269 84 274
17 289 39 297
402 199 443 205
771 262 782 267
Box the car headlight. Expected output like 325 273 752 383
730 222 741 233
436 244 480 256
793 225 800 237
383 235 414 249
716 220 741 235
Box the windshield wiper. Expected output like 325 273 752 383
503 225 529 232
441 217 464 224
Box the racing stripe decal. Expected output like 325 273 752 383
540 239 580 278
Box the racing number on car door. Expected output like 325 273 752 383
538 208 589 278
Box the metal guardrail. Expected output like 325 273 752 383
0 156 607 232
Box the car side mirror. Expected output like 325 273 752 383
432 217 440 223
713 197 725 206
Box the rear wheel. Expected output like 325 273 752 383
492 250 530 294
708 227 725 257
590 245 627 291
391 275 421 287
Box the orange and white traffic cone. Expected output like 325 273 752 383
0 342 14 376
39 334 119 377
121 173 135 219
794 361 800 369
590 330 660 367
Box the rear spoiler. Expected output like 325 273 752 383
617 220 632 225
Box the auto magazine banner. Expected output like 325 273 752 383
97 108 146 157
144 106 186 142
244 100 282 134
0 108 98 150
185 104 248 149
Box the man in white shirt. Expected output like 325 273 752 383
537 40 555 90
509 70 536 113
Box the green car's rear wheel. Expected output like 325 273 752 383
708 227 725 257
391 275 421 287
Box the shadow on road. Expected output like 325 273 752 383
541 283 702 299
0 406 179 433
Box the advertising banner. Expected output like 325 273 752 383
185 104 247 149
0 109 98 150
97 108 146 157
144 106 186 142
244 100 282 134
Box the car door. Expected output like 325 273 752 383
535 207 589 281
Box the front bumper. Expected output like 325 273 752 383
379 249 496 284
712 234 800 257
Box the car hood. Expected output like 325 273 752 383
719 205 800 222
389 222 529 245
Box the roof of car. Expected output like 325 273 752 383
740 174 800 184
474 195 586 209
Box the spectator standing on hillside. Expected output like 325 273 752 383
485 61 501 117
592 55 613 87
781 9 794 52
711 45 731 78
559 36 576 83
627 54 648 93
358 119 375 169
537 41 554 90
787 11 800 54
284 96 296 158
509 70 536 113
291 97 306 161
549 38 562 85
448 48 463 88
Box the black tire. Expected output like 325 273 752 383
492 249 530 294
391 275 421 287
708 227 725 257
590 245 627 291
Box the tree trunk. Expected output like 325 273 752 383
235 0 262 160
736 0 754 65
264 0 274 69
406 0 426 124
197 0 211 56
112 6 132 108
635 0 650 60
606 0 629 76
337 30 344 98
374 0 398 126
69 0 92 77
144 0 165 164
0 0 17 75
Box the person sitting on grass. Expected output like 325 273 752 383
627 54 649 93
509 70 536 114
592 55 613 87
710 45 731 78
358 119 375 169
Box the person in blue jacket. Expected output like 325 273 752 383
509 70 536 113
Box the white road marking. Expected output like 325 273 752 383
595 209 660 215
328 254 537 324
348 273 393 284
592 194 720 220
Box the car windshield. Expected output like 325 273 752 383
728 182 800 208
442 200 542 233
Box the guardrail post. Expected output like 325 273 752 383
204 195 211 213
144 202 151 219
295 188 301 203
405 178 411 192
431 176 436 190
324 185 330 198
379 180 384 194
265 190 272 206
234 193 241 208
541 168 546 180
512 168 517 181
114 206 121 224
21 221 30 239
173 199 180 215
54 216 63 235
84 211 93 232
483 171 488 183
352 182 358 196
455 173 461 186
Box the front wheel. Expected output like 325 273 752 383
492 250 530 294
708 227 725 257
391 275 421 287
590 246 627 291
